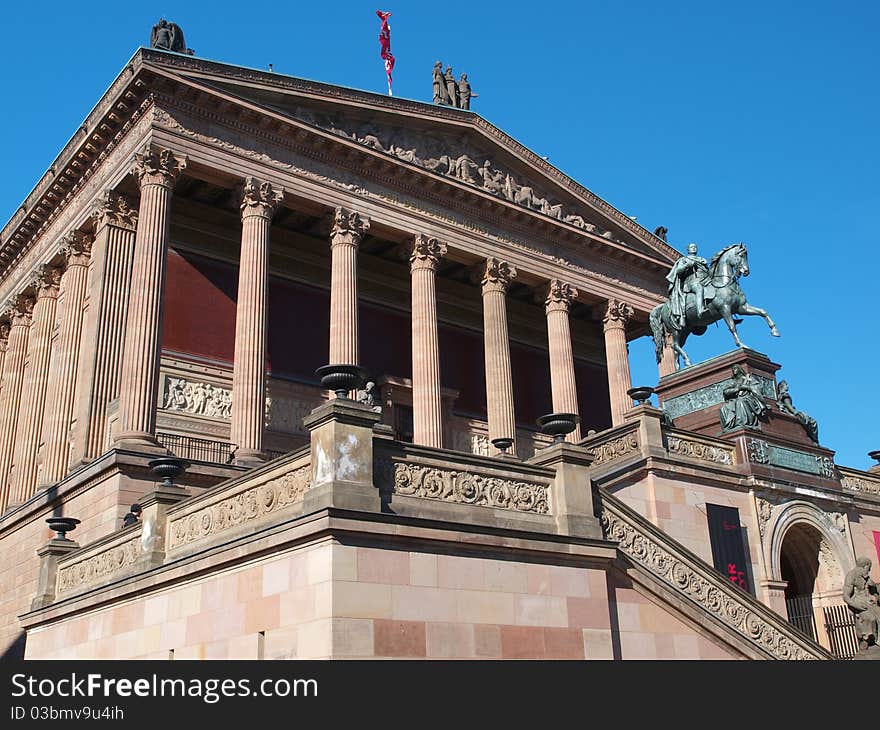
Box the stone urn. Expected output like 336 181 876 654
627 386 655 406
491 437 514 455
536 413 581 444
148 457 190 488
46 516 80 541
315 364 364 399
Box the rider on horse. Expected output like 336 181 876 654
665 243 709 329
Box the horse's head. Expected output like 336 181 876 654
711 242 749 279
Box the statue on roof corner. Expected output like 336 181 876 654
150 19 194 56
432 62 475 109
649 242 780 370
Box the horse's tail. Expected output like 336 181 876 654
649 304 666 364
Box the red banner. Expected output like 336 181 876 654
376 10 395 95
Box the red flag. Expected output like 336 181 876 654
376 10 395 95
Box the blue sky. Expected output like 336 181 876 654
2 2 877 468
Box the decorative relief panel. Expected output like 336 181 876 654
56 536 141 596
600 505 822 660
664 375 777 420
379 459 549 515
169 465 311 549
840 473 880 497
747 438 836 478
163 376 232 419
590 430 640 466
667 435 734 466
161 375 321 435
288 109 624 241
756 497 773 538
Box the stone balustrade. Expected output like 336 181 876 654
663 429 736 467
838 467 880 499
166 447 311 554
599 489 830 660
581 423 641 468
55 525 145 598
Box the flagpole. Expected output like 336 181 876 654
388 81 393 96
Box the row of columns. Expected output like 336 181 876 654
0 139 654 512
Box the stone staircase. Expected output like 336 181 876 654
599 488 832 660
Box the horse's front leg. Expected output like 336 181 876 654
720 306 748 349
737 303 780 337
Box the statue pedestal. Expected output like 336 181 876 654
655 348 780 438
655 348 839 487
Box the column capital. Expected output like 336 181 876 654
545 279 579 313
30 265 62 300
410 233 447 271
131 145 187 189
91 190 138 232
6 294 35 327
0 321 9 351
60 231 93 268
239 176 284 220
330 207 370 247
603 298 634 331
481 257 517 293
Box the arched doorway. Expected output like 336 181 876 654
765 501 854 653
780 523 827 640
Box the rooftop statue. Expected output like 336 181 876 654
432 63 475 109
777 379 819 444
150 19 194 55
650 242 780 369
843 556 880 659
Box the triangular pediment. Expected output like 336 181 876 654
142 51 678 265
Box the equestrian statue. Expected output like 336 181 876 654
649 242 779 370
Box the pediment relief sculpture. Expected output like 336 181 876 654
281 106 624 242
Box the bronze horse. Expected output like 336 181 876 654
649 243 780 369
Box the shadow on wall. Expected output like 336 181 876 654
2 630 26 660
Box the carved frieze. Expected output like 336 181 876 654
841 474 880 497
163 376 232 420
56 536 141 596
591 430 640 466
600 505 821 660
169 465 311 549
288 109 626 241
667 435 734 466
664 375 777 421
385 461 549 515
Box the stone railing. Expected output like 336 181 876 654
599 489 831 660
663 429 736 467
55 525 145 598
581 423 641 468
166 447 311 553
374 442 554 517
838 467 880 499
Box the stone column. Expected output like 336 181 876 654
328 207 369 365
603 298 634 427
10 267 61 504
0 304 29 513
545 279 581 442
230 177 283 467
114 145 186 450
71 191 138 464
410 234 447 449
481 257 517 455
39 233 92 486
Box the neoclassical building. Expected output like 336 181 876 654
0 46 877 660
